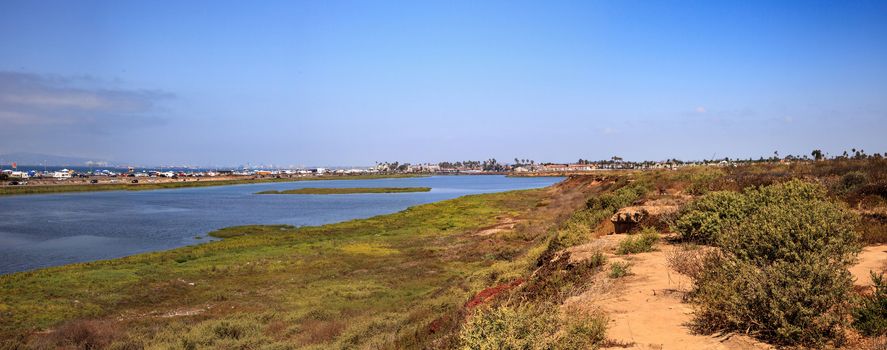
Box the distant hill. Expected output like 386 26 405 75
0 152 110 167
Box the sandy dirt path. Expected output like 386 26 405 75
851 244 887 287
566 235 771 350
567 239 887 349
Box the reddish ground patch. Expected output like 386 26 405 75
464 279 524 309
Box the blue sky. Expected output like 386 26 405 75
1 0 885 166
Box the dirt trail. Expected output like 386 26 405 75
851 244 887 287
566 235 771 350
567 238 887 349
475 217 522 236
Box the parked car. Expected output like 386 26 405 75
131 179 139 184
90 179 99 184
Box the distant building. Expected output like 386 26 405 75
51 171 72 179
541 164 569 172
409 164 440 172
566 164 596 171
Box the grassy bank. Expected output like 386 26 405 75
256 187 431 195
0 174 426 196
0 177 597 348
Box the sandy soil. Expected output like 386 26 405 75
565 237 887 349
566 235 772 350
851 244 887 287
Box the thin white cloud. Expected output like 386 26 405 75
0 71 172 129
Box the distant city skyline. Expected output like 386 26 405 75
1 0 886 165
0 148 878 169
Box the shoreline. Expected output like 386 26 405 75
0 173 428 196
0 177 577 341
0 175 564 275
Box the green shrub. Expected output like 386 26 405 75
557 309 610 350
675 179 830 244
616 229 658 255
212 321 245 339
717 200 859 265
836 171 868 194
587 183 648 212
684 168 725 195
520 252 607 304
690 181 861 346
458 304 606 350
860 216 887 244
674 191 746 244
549 209 598 249
608 261 632 278
853 272 887 337
743 178 828 207
148 317 271 348
694 255 854 345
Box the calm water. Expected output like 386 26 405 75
0 175 561 274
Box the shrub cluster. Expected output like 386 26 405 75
545 181 650 257
860 215 887 244
459 194 616 350
615 228 658 255
458 304 606 350
853 272 887 337
683 180 861 346
460 250 609 349
665 244 706 280
608 261 632 278
673 191 747 244
585 182 648 213
459 178 651 349
682 167 726 195
674 180 830 244
836 171 869 194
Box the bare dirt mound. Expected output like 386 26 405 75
565 236 772 350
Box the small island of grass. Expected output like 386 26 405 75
256 187 431 195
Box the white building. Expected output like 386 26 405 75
52 171 72 179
